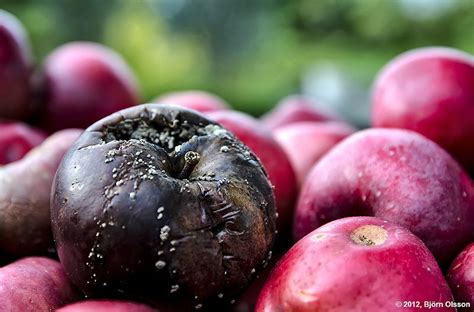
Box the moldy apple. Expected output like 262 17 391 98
51 104 276 310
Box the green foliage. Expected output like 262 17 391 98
1 0 473 115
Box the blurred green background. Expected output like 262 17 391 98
1 0 473 125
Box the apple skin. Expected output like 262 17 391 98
0 10 33 120
37 42 140 132
261 95 339 131
273 121 355 188
57 300 157 312
256 217 454 312
447 243 474 311
293 128 474 266
0 122 46 165
206 110 297 237
372 47 474 176
0 257 80 312
154 90 229 113
0 129 82 256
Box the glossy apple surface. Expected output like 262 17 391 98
372 47 474 175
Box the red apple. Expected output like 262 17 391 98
154 90 229 113
0 122 46 165
0 10 33 120
274 121 355 188
261 95 339 131
206 110 297 236
0 257 79 312
256 217 454 312
447 243 474 311
57 300 157 312
294 128 474 266
372 47 474 175
37 42 140 132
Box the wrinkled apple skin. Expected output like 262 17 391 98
0 129 82 256
372 47 474 175
0 122 46 165
261 95 339 131
0 10 33 120
294 128 474 266
207 110 297 237
37 42 140 132
154 90 229 113
274 121 355 188
447 243 474 311
0 257 79 312
257 217 454 312
57 300 157 312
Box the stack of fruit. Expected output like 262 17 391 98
1 9 473 312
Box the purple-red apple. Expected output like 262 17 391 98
274 121 355 188
261 95 339 131
294 128 474 266
0 257 79 312
0 10 33 120
207 110 297 235
257 217 454 312
0 122 46 165
447 243 474 311
154 90 229 113
0 129 82 256
57 300 157 312
37 42 140 132
372 47 474 175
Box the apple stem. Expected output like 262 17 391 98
178 151 200 179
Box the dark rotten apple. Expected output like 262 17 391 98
51 104 276 310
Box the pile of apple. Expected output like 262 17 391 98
1 9 474 312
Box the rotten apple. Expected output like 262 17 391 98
51 104 276 310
